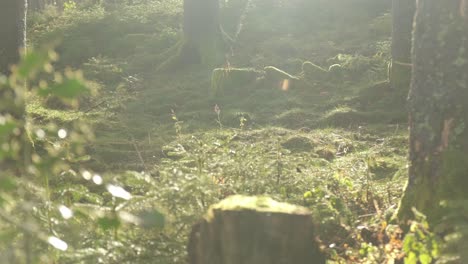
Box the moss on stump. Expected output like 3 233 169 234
188 195 326 264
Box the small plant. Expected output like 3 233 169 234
239 115 247 130
214 104 223 129
403 208 440 264
171 109 183 138
63 0 77 13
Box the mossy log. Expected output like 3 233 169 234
188 195 326 264
261 66 299 89
301 61 328 82
264 66 299 82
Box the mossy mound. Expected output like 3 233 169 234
281 136 315 152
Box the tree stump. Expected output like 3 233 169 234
188 195 325 264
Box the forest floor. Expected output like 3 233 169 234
26 0 411 262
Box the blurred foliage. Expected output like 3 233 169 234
402 209 440 264
0 49 164 263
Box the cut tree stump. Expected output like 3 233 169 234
188 195 326 264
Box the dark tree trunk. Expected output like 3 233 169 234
0 0 27 176
0 0 27 75
182 0 224 65
397 0 468 224
188 195 325 264
389 0 416 99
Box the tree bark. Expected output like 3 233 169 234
0 0 27 75
397 0 468 224
182 0 224 65
188 195 325 264
389 0 416 99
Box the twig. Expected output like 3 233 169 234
129 134 148 172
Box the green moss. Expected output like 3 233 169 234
211 67 261 96
281 136 314 152
368 157 400 179
206 195 310 221
328 63 344 79
315 146 336 161
26 100 85 122
263 66 299 82
389 59 412 98
439 150 468 201
274 108 318 128
398 150 468 224
301 61 328 81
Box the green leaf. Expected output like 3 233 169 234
69 155 91 163
0 121 16 137
405 251 418 264
137 210 165 229
419 253 432 264
17 51 49 78
97 216 121 231
39 78 88 99
0 177 16 191
403 234 415 252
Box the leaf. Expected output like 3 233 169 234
17 51 49 78
403 234 415 252
38 78 89 99
69 155 91 163
419 253 432 264
97 216 121 231
0 177 16 191
0 121 16 137
137 210 165 229
405 251 418 264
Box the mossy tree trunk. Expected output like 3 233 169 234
397 0 468 224
389 0 416 100
188 195 325 264
182 0 224 65
0 0 27 75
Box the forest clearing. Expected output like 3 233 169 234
1 0 467 263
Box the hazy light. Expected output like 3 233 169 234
81 171 93 181
48 236 68 251
119 211 141 225
82 170 92 180
35 129 46 139
58 205 73 219
281 79 290 91
92 174 103 185
0 116 5 125
58 129 67 139
106 184 132 200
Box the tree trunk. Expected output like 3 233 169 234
28 0 47 12
0 0 27 75
397 0 468 224
188 195 325 264
0 0 27 177
389 0 416 99
182 0 224 65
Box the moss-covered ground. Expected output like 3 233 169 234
26 0 410 262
